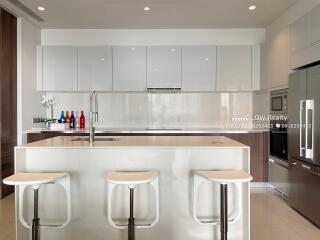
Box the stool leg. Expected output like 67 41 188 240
32 188 40 240
220 184 228 240
128 187 135 240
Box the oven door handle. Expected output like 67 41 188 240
300 100 306 157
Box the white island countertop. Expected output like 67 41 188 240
20 135 249 149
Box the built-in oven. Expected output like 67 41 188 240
270 118 288 160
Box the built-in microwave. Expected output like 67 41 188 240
270 89 288 114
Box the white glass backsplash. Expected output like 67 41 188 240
48 93 253 128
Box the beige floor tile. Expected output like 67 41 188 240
292 224 320 240
0 194 15 240
251 225 303 240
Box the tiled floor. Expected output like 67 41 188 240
0 194 15 240
0 188 319 239
251 188 320 240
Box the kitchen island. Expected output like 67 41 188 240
15 136 251 240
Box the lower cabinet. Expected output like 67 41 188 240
27 131 268 182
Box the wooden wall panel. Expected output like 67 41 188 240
0 8 17 198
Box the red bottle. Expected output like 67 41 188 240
65 111 70 124
80 111 85 129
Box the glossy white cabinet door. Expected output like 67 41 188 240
113 46 147 91
259 42 269 90
78 46 112 91
147 46 182 89
216 46 252 91
269 29 290 88
251 45 261 91
182 46 216 91
42 46 78 91
309 5 320 45
290 14 310 54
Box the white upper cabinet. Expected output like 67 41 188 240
268 29 290 89
182 46 217 92
37 44 261 92
259 42 269 90
113 46 147 91
289 6 320 69
309 5 320 45
147 46 182 89
290 14 310 54
251 45 261 91
78 46 112 91
42 46 78 91
216 46 252 91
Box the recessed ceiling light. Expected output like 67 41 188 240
37 6 45 11
249 5 256 10
144 6 151 11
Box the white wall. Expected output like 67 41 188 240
49 92 253 129
41 28 265 46
17 18 46 144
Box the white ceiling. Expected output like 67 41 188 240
16 0 298 29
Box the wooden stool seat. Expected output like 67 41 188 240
106 171 158 185
3 172 68 186
196 170 253 183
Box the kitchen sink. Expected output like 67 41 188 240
70 137 121 142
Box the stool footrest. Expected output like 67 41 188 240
107 172 159 230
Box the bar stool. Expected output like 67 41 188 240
192 170 252 240
3 172 71 240
106 171 159 240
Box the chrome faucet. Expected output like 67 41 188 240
89 91 99 144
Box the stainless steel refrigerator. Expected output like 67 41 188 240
288 64 320 227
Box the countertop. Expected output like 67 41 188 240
25 127 269 134
19 136 249 149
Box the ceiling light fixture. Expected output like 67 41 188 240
249 5 256 10
144 6 151 11
37 6 45 11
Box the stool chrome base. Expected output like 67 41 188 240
128 187 135 240
32 188 40 240
220 184 228 240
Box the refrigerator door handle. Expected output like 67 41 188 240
305 99 314 160
300 100 306 157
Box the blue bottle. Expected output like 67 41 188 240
59 111 65 123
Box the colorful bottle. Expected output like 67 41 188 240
65 111 70 124
59 111 65 123
70 111 75 129
80 111 85 129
